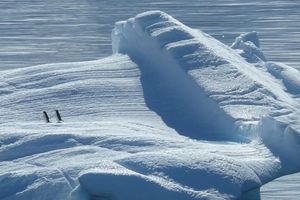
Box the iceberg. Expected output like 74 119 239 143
0 11 299 200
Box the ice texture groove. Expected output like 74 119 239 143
0 55 149 124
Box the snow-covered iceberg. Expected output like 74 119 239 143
0 11 300 200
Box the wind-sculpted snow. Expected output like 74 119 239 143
231 31 266 63
112 11 299 140
0 55 278 200
265 62 300 95
0 11 300 200
111 10 300 197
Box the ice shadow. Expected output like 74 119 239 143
240 187 261 200
129 52 246 142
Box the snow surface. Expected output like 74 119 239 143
1 11 300 200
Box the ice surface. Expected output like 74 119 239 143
112 10 300 196
231 31 266 63
112 10 300 139
1 11 300 200
265 62 300 95
1 54 277 200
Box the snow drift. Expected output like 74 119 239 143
0 10 300 200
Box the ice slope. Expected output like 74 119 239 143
112 11 300 169
0 55 151 123
232 32 300 95
0 53 278 200
0 54 279 200
0 10 299 200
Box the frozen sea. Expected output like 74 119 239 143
0 0 299 199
